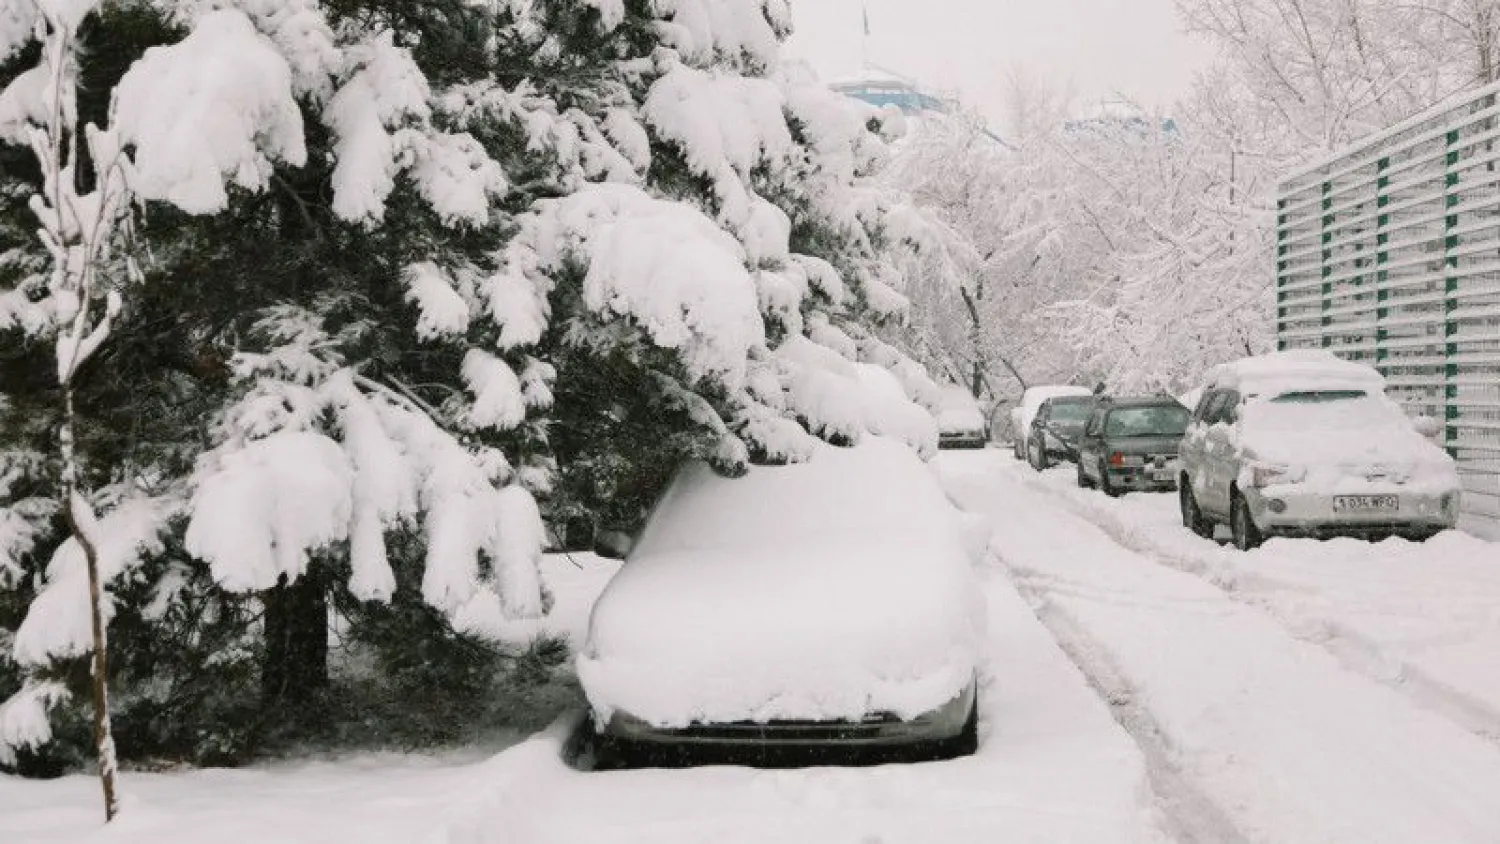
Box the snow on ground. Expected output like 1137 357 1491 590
940 450 1500 843
0 552 622 844
1018 457 1500 742
437 560 1167 844
1 530 1167 843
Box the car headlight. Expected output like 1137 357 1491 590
1250 462 1303 488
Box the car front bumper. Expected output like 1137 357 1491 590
598 682 976 750
1245 487 1457 538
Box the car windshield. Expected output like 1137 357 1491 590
1049 401 1094 422
1247 390 1406 431
1105 405 1190 437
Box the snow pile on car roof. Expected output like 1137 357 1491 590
1015 385 1091 435
577 437 985 728
1205 350 1385 398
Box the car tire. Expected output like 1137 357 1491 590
1029 438 1049 471
928 696 979 760
1230 492 1264 551
1180 482 1212 538
951 697 979 756
1099 462 1121 497
1076 460 1093 488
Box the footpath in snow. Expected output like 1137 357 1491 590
939 450 1500 844
1022 457 1500 743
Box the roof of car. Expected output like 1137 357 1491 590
1044 395 1097 405
1203 351 1384 396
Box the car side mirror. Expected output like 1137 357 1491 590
1412 415 1442 438
594 529 635 560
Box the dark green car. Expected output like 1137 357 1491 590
1075 397 1191 496
1026 395 1099 469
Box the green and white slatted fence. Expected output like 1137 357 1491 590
1277 81 1500 540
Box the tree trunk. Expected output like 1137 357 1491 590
260 566 329 709
60 390 118 822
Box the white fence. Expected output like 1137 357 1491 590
1277 82 1500 539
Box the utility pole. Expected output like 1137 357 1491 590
861 4 871 71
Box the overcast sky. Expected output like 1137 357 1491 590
785 0 1217 122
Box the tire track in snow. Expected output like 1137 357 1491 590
1013 461 1500 749
998 556 1250 844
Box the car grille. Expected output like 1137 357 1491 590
665 712 902 742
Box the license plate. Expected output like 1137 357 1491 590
1333 495 1399 513
1152 470 1174 481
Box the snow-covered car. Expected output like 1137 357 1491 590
1178 351 1461 550
578 437 988 763
1075 396 1190 495
936 384 989 449
1025 395 1098 468
1010 385 1092 460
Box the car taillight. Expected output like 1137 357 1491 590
1109 451 1125 466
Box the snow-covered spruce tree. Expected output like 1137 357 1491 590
0 0 554 779
483 0 948 540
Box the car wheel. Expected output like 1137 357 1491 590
928 696 979 760
1034 438 1051 470
585 725 627 771
1230 492 1264 551
1076 460 1093 488
951 697 979 756
1180 482 1212 538
1099 463 1121 497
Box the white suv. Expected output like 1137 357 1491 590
1178 351 1460 549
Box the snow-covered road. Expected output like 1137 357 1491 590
8 447 1500 843
940 450 1500 843
431 533 1170 843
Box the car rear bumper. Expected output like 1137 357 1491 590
597 682 976 750
940 432 989 449
1246 488 1458 538
1105 465 1179 491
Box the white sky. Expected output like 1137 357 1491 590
785 0 1217 122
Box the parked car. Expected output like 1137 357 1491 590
1011 385 1092 460
578 437 988 765
1076 396 1191 496
1177 351 1460 550
1026 395 1098 469
937 384 990 449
